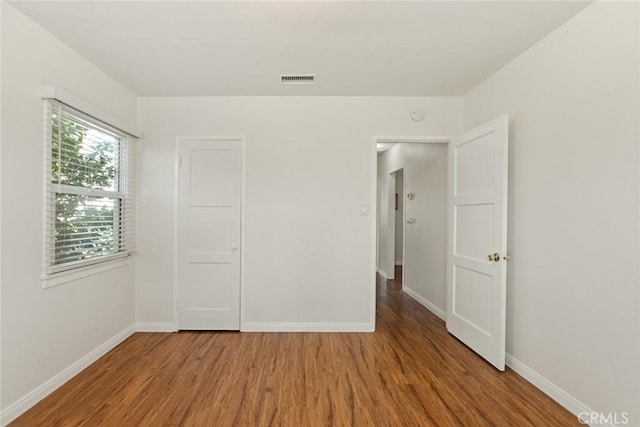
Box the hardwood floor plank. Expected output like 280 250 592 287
10 268 580 426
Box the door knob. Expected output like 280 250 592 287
231 246 238 252
488 253 500 262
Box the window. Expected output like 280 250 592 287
44 100 135 274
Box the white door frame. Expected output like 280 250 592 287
173 136 247 332
386 167 406 281
386 167 401 280
372 136 451 327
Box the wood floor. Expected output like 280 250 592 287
12 267 579 426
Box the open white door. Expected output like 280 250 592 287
446 115 509 370
177 139 242 330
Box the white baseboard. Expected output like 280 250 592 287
377 269 388 279
242 322 374 332
135 322 175 333
505 354 604 426
0 324 135 426
402 286 446 320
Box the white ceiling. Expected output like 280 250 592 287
10 1 591 97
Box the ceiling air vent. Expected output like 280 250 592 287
280 74 316 85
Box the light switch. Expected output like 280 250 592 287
360 204 368 216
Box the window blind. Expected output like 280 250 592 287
44 100 136 274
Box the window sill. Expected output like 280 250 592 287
41 257 131 289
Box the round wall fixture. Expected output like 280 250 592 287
410 110 425 121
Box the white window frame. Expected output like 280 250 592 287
40 87 141 287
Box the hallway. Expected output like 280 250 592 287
12 271 579 426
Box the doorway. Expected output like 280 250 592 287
375 139 449 321
383 167 405 282
374 115 509 371
383 167 404 281
393 169 404 283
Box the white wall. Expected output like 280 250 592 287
464 2 640 423
0 3 138 421
136 97 462 330
394 169 403 265
377 143 448 315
